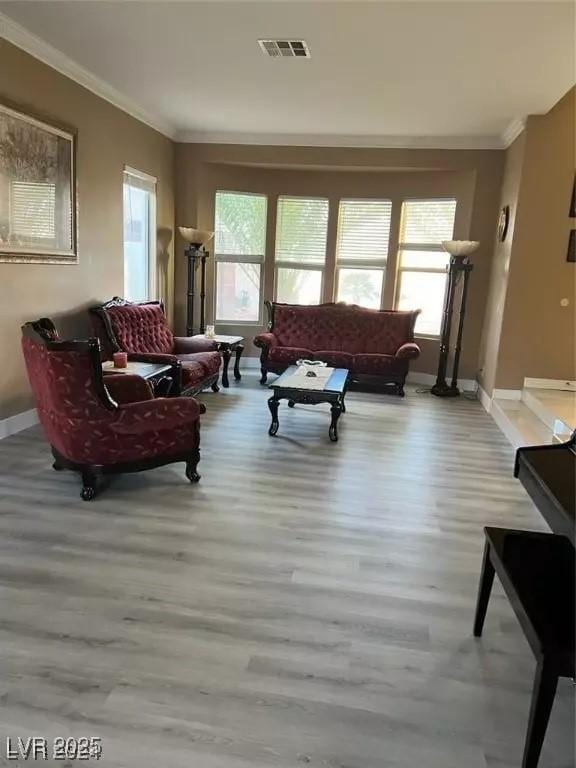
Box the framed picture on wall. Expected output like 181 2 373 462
0 99 77 264
568 230 575 263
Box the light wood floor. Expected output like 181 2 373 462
0 374 573 768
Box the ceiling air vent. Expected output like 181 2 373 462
258 40 310 58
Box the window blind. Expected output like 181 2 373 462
275 196 329 264
123 168 156 194
215 191 267 260
10 181 56 240
400 199 457 246
336 200 392 262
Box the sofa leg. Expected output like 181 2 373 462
80 469 98 501
211 381 220 393
185 452 201 483
397 384 405 397
260 368 268 385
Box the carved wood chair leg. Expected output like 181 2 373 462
80 469 98 501
185 451 201 483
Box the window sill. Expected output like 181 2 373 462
415 334 440 341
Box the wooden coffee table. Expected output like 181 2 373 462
267 366 349 442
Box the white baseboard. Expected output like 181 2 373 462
524 377 576 392
243 362 477 391
492 389 522 400
407 371 477 392
0 408 38 440
477 385 491 413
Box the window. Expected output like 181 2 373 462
214 191 267 323
335 199 391 309
274 196 328 304
396 199 457 335
10 181 56 241
123 168 156 303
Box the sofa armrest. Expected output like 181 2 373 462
127 352 178 365
173 336 218 354
103 373 154 404
395 342 421 360
112 397 201 435
253 332 279 350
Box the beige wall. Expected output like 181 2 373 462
175 144 504 378
478 87 576 395
477 132 527 395
496 88 575 389
0 40 175 419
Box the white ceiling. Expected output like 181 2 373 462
0 1 574 148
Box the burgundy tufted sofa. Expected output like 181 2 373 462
21 318 203 500
90 298 221 396
254 301 421 396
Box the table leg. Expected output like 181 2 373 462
233 344 244 381
268 396 280 436
522 661 558 768
473 538 495 637
329 402 342 442
221 346 231 388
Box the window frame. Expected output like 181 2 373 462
395 197 457 338
274 195 329 306
335 198 391 309
123 165 157 303
214 190 267 326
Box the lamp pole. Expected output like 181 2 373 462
185 244 202 337
431 240 478 398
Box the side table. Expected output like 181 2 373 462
192 334 244 388
102 360 175 396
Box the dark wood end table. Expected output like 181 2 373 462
102 360 174 397
267 366 349 442
193 334 244 388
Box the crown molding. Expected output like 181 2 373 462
175 129 505 150
0 11 176 139
0 11 527 152
501 118 526 148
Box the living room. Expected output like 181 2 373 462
0 2 574 767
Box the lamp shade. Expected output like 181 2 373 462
441 240 480 257
178 227 214 248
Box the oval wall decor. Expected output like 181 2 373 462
498 205 510 242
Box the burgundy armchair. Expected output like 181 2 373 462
254 301 421 396
90 297 221 396
21 318 203 500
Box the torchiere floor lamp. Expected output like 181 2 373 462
178 227 214 336
431 240 480 398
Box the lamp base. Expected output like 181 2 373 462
431 382 460 398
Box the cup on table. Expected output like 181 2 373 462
112 351 128 369
205 325 215 339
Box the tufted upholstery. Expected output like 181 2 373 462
90 299 222 396
270 303 418 355
106 303 174 354
254 302 421 395
21 333 201 467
